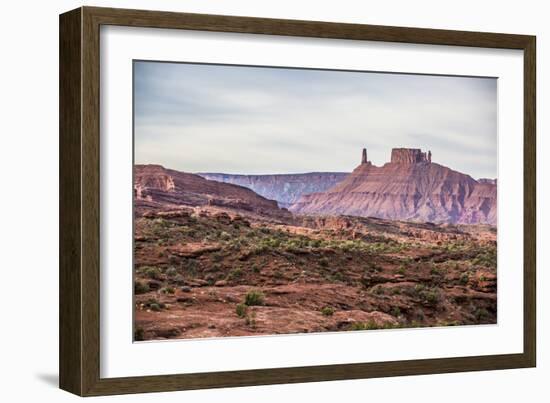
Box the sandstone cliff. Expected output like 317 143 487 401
134 165 289 218
198 172 349 208
290 148 497 225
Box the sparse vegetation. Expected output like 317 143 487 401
165 267 178 277
245 312 257 328
244 290 265 306
420 288 441 306
227 267 243 281
144 266 162 280
350 320 378 330
134 208 497 341
321 306 335 316
143 298 165 312
236 303 247 318
134 280 149 295
474 307 490 321
161 286 175 295
390 306 401 317
134 327 145 341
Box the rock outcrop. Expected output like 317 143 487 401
391 148 432 164
198 172 349 208
290 148 497 225
134 165 289 218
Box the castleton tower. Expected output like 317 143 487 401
361 148 368 164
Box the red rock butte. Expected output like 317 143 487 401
290 147 496 225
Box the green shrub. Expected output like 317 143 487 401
422 289 441 306
173 274 185 284
145 267 162 280
390 306 401 317
134 327 145 341
390 287 402 295
367 263 383 272
414 284 425 293
227 267 243 281
350 320 399 331
319 257 329 268
309 239 322 248
360 276 372 288
321 306 335 316
474 307 490 321
459 272 470 285
165 267 178 277
220 231 232 241
152 218 169 228
145 298 165 310
244 290 265 306
134 280 149 295
236 303 248 318
372 286 385 295
350 320 380 331
182 259 198 276
161 286 175 295
331 271 345 282
414 309 426 321
211 252 224 262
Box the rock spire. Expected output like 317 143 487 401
361 148 368 164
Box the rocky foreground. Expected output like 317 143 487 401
134 207 496 341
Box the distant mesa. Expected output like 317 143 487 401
198 171 349 209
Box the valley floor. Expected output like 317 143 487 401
133 207 497 341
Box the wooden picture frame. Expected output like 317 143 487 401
59 6 536 396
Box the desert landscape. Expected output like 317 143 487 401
133 148 497 341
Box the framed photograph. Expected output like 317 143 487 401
59 6 536 396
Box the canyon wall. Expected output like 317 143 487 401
198 172 349 208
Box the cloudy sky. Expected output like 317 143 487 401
134 61 497 179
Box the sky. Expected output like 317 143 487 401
134 61 497 179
